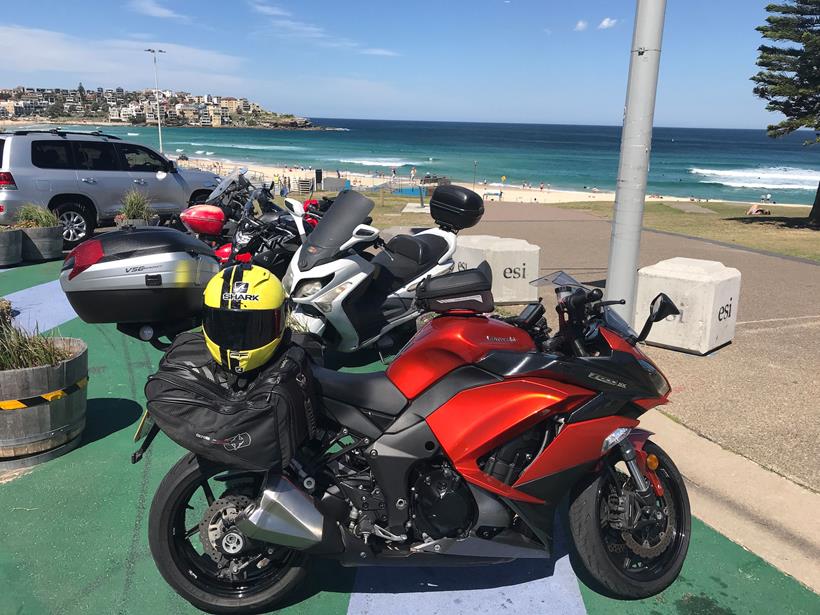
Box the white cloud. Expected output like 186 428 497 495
360 48 399 57
250 1 397 56
128 0 188 21
0 25 245 92
248 1 290 17
598 17 618 30
543 28 552 35
574 20 588 32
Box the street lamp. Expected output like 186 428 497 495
473 160 478 189
144 48 166 153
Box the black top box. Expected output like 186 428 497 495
429 185 484 231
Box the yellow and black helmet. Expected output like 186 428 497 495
203 264 286 374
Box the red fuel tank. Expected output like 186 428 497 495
386 315 536 399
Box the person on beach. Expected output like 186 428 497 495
411 167 417 183
540 182 544 191
336 169 341 178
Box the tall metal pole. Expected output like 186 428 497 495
473 160 478 189
605 0 667 324
145 48 166 153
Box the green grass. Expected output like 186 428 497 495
308 188 435 229
553 200 820 261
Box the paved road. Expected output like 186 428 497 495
467 203 820 490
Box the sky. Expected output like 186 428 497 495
0 0 783 129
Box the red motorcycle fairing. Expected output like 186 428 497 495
214 243 251 264
598 327 670 411
426 377 594 503
387 316 535 399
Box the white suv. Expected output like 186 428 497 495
0 129 220 246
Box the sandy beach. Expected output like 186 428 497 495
175 156 810 209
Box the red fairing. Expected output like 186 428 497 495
180 205 225 236
386 316 536 399
514 415 639 488
426 377 594 502
214 244 250 264
599 327 670 410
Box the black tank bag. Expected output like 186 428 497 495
144 332 317 472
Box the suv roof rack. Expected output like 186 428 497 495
6 128 122 140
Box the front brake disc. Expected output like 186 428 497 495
622 493 676 559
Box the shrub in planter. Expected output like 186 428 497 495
15 204 64 261
0 226 23 267
116 189 158 227
0 300 89 469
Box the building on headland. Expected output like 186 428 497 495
0 85 311 128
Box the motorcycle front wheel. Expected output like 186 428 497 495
148 453 308 614
567 440 691 599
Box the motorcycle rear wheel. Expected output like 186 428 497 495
148 453 308 614
567 441 691 599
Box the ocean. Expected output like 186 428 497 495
46 119 820 205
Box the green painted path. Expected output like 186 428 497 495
1 260 818 615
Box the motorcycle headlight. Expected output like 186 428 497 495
315 281 354 313
293 279 325 299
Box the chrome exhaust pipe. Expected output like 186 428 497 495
235 475 324 550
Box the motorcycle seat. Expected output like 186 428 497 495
313 366 408 416
372 233 449 288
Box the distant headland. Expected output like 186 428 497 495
0 83 325 130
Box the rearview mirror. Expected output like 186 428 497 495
636 293 680 343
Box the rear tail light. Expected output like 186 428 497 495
0 172 17 190
64 239 104 280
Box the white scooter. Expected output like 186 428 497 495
281 186 484 353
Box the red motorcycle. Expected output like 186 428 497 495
143 265 690 613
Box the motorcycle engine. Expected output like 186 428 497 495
410 461 476 539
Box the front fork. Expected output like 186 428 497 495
619 437 664 499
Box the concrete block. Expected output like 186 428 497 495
635 257 741 355
454 235 539 303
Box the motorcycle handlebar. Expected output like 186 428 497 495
567 287 603 312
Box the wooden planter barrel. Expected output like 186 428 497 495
20 226 64 261
0 229 23 267
0 339 88 469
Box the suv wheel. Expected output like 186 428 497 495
55 202 95 248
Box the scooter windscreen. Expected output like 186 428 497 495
298 190 374 271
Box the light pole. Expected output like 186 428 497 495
144 48 166 153
605 0 667 324
473 160 478 189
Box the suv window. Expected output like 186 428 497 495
117 143 167 173
31 140 74 169
72 141 119 171
0 138 5 167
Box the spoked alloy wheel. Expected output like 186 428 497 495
59 210 87 243
148 454 307 614
568 441 691 599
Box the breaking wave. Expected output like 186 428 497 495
335 157 423 167
690 167 820 191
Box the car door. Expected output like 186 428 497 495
115 143 187 215
29 139 80 204
70 140 125 219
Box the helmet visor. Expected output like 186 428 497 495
203 307 283 350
